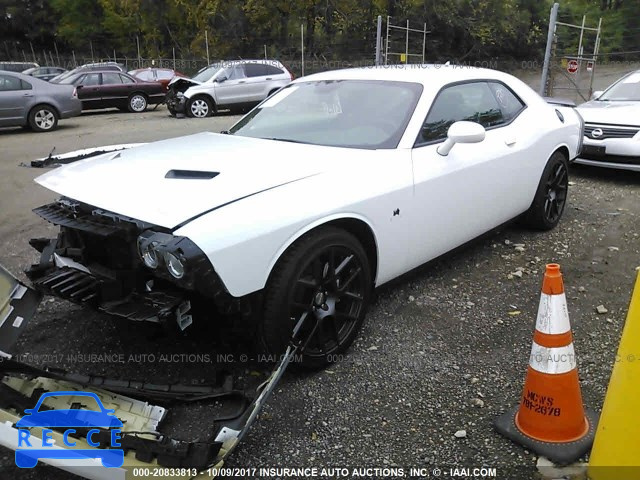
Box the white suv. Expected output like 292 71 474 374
166 59 293 117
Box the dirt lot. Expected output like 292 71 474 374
0 95 639 480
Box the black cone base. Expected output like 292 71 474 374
494 405 599 465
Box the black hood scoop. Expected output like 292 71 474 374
165 170 219 180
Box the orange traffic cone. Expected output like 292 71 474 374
494 263 598 465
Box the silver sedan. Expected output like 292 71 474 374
0 71 82 132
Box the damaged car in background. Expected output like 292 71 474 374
165 59 293 117
1 65 583 477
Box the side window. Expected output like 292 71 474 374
244 63 268 78
79 73 101 86
102 73 122 85
418 82 505 144
21 79 32 90
264 65 285 75
157 70 173 80
488 82 525 122
0 74 25 91
135 70 153 81
227 65 246 80
120 74 136 84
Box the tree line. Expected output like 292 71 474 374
0 0 637 65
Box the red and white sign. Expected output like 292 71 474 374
567 59 579 74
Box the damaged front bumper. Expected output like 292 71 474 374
0 266 300 479
165 90 187 115
25 198 245 328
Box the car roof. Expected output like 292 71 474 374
0 70 47 83
296 64 512 86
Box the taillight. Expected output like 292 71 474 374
286 67 295 80
72 87 78 98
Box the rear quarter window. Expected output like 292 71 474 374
488 82 525 122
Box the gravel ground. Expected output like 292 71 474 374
0 102 638 480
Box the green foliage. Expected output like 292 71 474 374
0 0 637 63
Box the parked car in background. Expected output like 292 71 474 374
0 61 39 72
26 65 582 368
129 67 187 92
0 71 81 131
575 69 640 172
56 70 165 112
166 59 293 117
49 62 125 84
22 66 67 82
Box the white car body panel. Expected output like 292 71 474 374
34 65 582 298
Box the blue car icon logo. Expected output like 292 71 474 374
15 391 124 468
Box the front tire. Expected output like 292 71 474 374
522 151 569 230
128 93 148 112
187 96 213 118
261 227 372 369
28 105 58 132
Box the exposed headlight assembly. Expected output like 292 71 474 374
136 230 232 308
136 231 210 288
164 252 185 279
138 238 160 269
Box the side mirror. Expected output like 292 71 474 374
75 84 84 89
216 75 228 83
590 90 603 101
437 121 486 156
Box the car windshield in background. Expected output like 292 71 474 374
192 66 224 83
229 80 423 149
599 72 640 101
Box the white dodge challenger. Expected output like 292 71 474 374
27 65 583 367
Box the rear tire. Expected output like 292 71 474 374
28 105 58 132
522 151 569 230
261 227 372 369
128 93 148 112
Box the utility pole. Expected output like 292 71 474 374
301 24 304 76
375 15 382 66
205 30 210 64
540 2 559 96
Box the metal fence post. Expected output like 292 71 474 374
301 24 304 76
375 15 382 66
540 2 559 96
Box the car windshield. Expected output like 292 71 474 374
192 65 225 83
229 80 423 149
599 71 640 101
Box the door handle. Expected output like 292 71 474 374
238 81 246 84
266 77 272 80
505 138 517 146
23 93 33 97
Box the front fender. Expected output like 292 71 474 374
264 213 379 285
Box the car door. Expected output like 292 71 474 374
242 63 271 102
74 73 102 109
408 80 529 269
100 72 129 107
214 64 248 106
0 74 30 125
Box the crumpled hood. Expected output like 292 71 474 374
577 100 640 125
168 77 201 93
35 133 339 229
